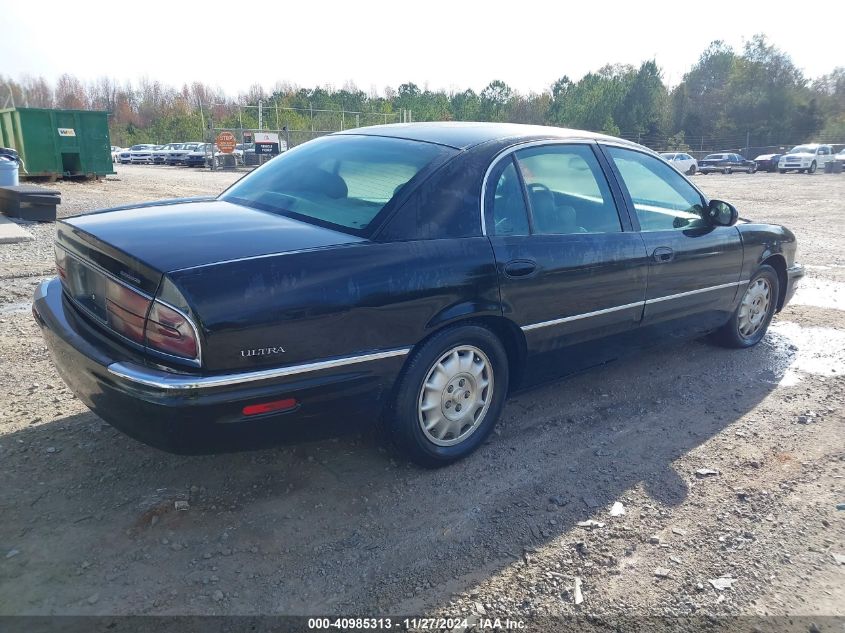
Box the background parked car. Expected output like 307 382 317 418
167 142 201 165
110 146 124 163
835 148 845 164
660 152 697 175
152 143 184 165
117 148 134 164
778 144 835 174
699 153 756 174
129 144 157 164
753 153 782 172
184 143 214 167
207 145 243 168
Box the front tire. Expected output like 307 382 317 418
724 167 732 174
713 265 779 348
389 325 509 467
687 165 696 175
808 161 817 174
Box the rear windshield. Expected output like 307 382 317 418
704 154 725 160
221 135 454 236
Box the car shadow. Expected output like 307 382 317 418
0 324 801 615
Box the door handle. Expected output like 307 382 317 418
503 259 537 278
652 246 674 263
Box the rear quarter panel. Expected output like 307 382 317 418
167 238 501 372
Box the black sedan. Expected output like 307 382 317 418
699 152 757 174
753 153 782 173
33 123 804 466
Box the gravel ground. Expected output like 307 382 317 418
0 165 842 624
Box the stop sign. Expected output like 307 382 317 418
215 131 237 154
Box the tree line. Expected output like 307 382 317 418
2 34 842 153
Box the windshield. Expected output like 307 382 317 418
221 134 454 236
788 145 816 154
704 154 725 160
130 145 148 151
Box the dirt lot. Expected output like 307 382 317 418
0 165 842 623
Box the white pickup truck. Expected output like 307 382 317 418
778 143 835 174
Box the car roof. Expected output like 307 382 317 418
334 121 641 150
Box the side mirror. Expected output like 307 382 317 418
707 199 738 226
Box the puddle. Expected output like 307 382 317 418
767 321 845 386
0 301 31 316
790 278 845 311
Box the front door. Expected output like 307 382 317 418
484 143 649 356
602 145 744 333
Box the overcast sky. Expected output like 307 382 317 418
2 1 838 96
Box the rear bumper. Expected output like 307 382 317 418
32 278 405 454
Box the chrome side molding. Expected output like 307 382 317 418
108 347 411 391
521 280 748 332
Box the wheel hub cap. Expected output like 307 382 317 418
738 278 771 338
418 345 493 447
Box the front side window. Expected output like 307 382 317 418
606 146 706 232
221 135 454 236
513 145 621 235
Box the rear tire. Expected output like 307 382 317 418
388 325 509 467
724 167 732 174
712 265 779 349
778 169 786 174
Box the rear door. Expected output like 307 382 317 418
601 144 744 332
484 142 648 354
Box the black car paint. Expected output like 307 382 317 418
754 154 782 172
33 123 803 454
699 153 756 173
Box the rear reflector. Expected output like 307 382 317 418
242 398 298 416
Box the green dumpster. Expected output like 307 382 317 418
0 107 115 179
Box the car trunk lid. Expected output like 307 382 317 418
60 198 365 275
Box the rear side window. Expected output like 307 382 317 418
606 146 706 232
222 135 455 237
488 159 529 236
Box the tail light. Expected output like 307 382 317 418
145 301 199 360
55 247 67 281
105 279 150 344
55 247 200 363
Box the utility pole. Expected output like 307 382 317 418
258 100 263 131
745 130 750 158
